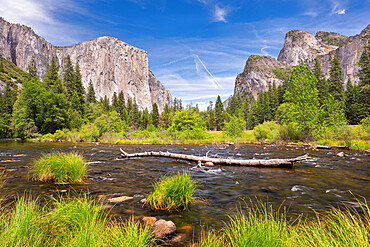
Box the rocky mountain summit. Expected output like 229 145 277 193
234 24 369 98
0 17 172 112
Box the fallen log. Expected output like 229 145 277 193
120 149 309 168
316 145 350 150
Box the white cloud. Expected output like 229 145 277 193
214 5 229 23
337 9 346 15
0 0 89 45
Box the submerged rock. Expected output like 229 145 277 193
336 152 345 157
152 219 176 238
108 196 133 203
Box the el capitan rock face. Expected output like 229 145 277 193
0 17 172 112
234 24 369 98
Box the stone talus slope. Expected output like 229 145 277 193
0 17 172 112
234 24 369 97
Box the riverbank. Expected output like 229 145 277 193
22 129 370 151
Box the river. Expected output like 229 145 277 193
1 141 369 245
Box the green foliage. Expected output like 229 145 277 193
86 80 96 103
279 122 302 141
345 80 366 124
27 56 38 80
313 59 328 105
253 121 280 141
79 123 100 142
151 103 160 127
215 96 224 131
168 108 207 139
358 29 370 116
53 129 67 141
284 65 319 140
224 115 245 138
362 117 370 134
320 94 346 129
328 58 345 104
147 171 197 211
94 111 127 135
32 152 87 184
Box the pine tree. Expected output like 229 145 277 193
345 79 366 124
27 56 38 80
117 91 126 120
284 65 319 140
63 55 75 98
74 63 85 113
86 80 96 103
328 57 345 104
141 108 150 129
132 98 139 128
112 92 119 112
102 95 110 112
313 58 328 105
162 104 172 128
358 29 370 116
151 103 160 127
126 97 133 125
215 95 224 131
44 57 65 94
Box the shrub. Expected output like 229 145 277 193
147 171 197 211
224 116 245 138
279 122 302 141
53 129 67 141
253 121 280 141
79 123 100 142
361 117 370 134
32 152 87 184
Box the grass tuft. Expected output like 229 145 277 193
32 152 87 184
109 217 155 247
147 171 197 211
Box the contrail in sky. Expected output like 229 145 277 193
193 54 222 89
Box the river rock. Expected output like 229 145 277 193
142 216 157 226
152 219 176 238
204 162 214 167
108 196 133 203
336 152 345 157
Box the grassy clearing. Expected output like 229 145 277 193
194 200 370 247
32 152 87 184
147 171 197 211
0 196 155 247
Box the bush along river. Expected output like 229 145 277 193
0 140 369 246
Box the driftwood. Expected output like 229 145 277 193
120 149 309 168
316 145 350 150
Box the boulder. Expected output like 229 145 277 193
142 216 157 226
152 219 176 238
204 162 214 167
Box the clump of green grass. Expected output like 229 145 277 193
32 152 87 184
109 217 155 247
47 196 107 246
147 171 197 211
293 202 370 247
0 197 47 247
223 202 292 247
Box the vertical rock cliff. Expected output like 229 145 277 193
0 17 172 112
234 24 369 97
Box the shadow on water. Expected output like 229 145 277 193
0 140 369 245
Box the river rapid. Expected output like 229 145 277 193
1 141 369 245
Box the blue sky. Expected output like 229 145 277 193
0 0 369 109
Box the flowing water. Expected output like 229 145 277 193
0 141 369 245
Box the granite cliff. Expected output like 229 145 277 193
0 17 172 112
234 24 369 98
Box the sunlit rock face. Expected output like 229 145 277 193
0 17 172 112
234 24 369 97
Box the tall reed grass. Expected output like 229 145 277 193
194 200 370 247
32 152 87 184
147 171 197 211
0 196 156 247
